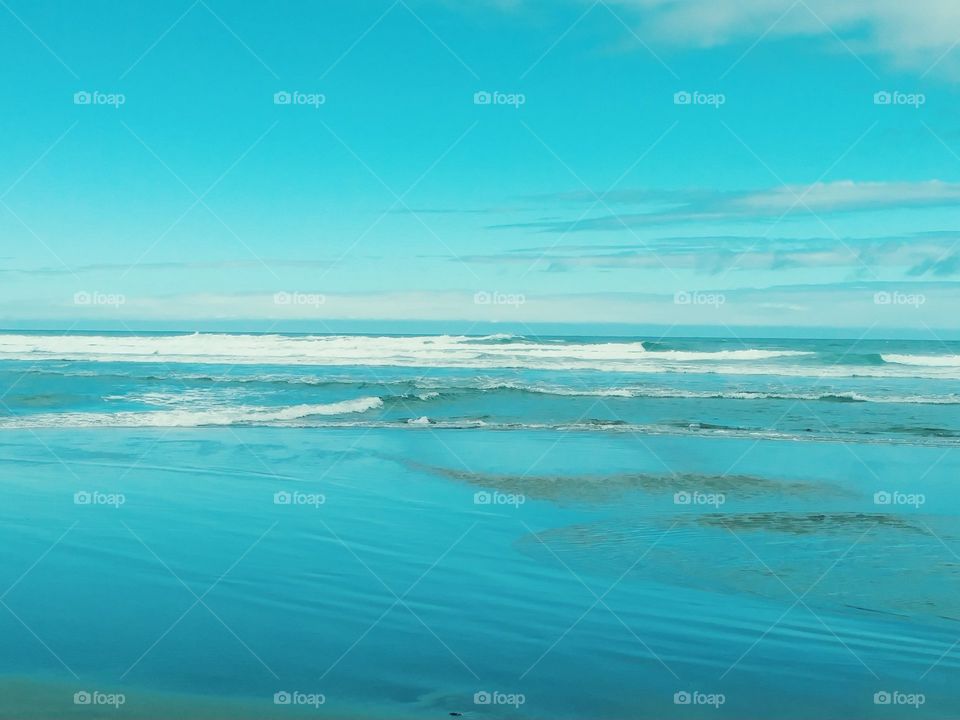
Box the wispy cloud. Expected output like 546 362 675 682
460 231 960 276
607 0 960 77
906 254 960 276
495 180 960 232
471 0 960 76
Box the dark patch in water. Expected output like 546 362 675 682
676 421 743 431
515 515 960 627
696 512 926 535
839 352 886 366
887 425 959 438
819 393 865 403
399 458 847 503
5 393 86 408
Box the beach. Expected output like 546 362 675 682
6 0 960 714
1 332 958 717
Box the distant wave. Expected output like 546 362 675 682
418 381 960 405
1 396 383 428
4 333 960 380
0 333 817 371
825 352 886 366
639 349 811 361
6 366 959 405
5 410 958 445
882 354 960 368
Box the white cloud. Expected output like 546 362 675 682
500 180 960 231
465 231 960 276
608 0 960 75
732 180 960 214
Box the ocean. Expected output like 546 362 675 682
1 331 958 718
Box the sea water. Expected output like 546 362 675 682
0 332 958 718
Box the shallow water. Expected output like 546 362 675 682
1 333 959 717
0 428 957 718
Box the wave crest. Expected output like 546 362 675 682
2 396 383 428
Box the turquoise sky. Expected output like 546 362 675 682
3 0 960 333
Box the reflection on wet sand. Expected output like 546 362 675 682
696 511 927 535
400 457 847 504
517 513 960 630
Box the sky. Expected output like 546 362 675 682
2 0 960 335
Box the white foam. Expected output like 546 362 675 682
882 354 960 368
0 333 820 372
640 349 810 361
2 396 383 428
6 333 960 379
446 380 958 403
